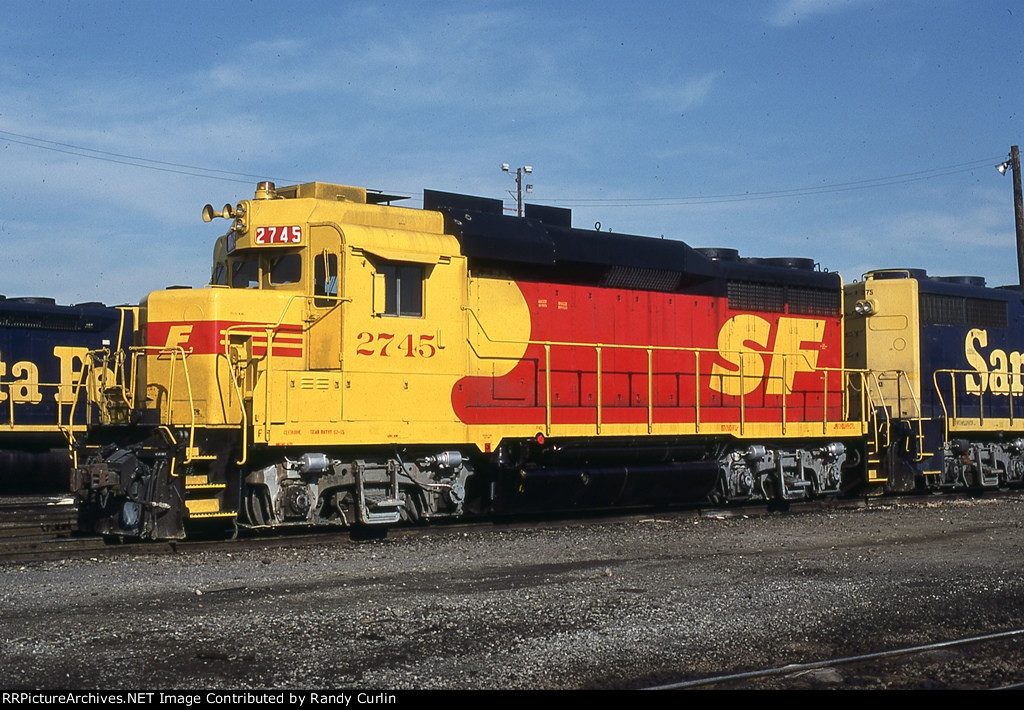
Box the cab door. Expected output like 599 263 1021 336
307 225 344 371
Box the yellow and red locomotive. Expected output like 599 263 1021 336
81 179 1024 540
73 181 872 538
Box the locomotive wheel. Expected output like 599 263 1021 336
401 490 428 525
244 487 272 526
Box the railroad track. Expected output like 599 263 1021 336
645 628 1024 690
0 495 78 540
0 495 110 562
0 489 1017 565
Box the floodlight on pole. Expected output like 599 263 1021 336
501 164 535 217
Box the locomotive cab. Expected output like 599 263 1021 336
77 182 476 538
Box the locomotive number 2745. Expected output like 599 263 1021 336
254 225 302 244
355 332 437 358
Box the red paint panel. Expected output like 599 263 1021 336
147 320 304 358
453 280 843 427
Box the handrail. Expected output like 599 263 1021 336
853 368 929 462
464 306 867 435
65 344 195 463
0 378 88 432
70 292 326 468
133 345 198 463
465 306 828 370
894 370 925 459
932 367 1024 438
933 370 954 440
219 293 321 466
65 347 130 447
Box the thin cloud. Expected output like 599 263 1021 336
769 0 874 27
642 72 720 113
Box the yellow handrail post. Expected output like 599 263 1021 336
739 353 746 436
694 350 701 434
647 348 653 434
781 354 788 436
822 368 829 435
544 343 551 437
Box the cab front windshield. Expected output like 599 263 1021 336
217 251 301 289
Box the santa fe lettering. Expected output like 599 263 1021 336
964 328 1024 396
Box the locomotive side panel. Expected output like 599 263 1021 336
917 277 1024 489
456 277 846 436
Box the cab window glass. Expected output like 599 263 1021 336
398 265 422 316
315 253 339 307
212 263 227 286
231 257 259 288
379 263 422 317
269 253 301 285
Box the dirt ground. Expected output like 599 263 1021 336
2 495 1024 689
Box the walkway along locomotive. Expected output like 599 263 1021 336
71 181 1019 540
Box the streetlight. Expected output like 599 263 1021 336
996 146 1024 287
501 163 534 217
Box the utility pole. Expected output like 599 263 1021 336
999 146 1024 287
501 164 533 217
1013 146 1024 287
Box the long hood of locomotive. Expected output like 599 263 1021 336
443 206 849 443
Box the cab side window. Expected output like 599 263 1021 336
212 262 228 286
315 253 339 307
378 263 423 317
231 257 259 288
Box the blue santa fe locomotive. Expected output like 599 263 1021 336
846 269 1024 493
0 297 134 493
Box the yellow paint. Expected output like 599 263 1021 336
709 314 826 396
185 498 222 514
844 276 922 418
964 327 1024 396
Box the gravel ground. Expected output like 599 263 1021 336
2 496 1024 689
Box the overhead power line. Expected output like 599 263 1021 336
0 128 1006 207
0 129 304 185
534 158 1005 207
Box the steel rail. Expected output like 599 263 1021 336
645 628 1024 689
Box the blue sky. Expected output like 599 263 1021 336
0 0 1021 305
